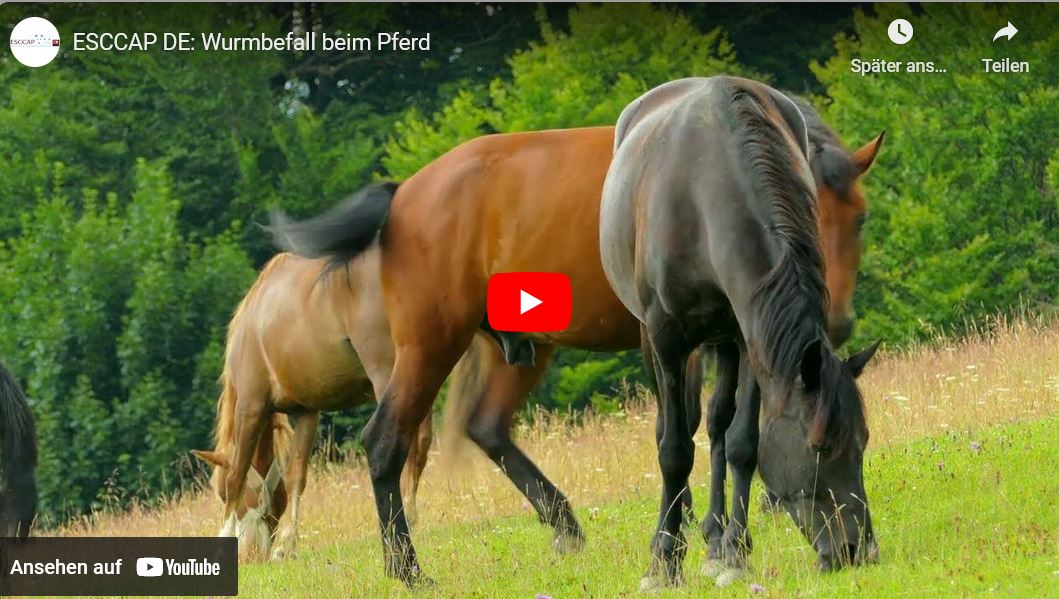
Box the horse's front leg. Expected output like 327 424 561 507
700 341 739 577
640 315 695 590
715 352 761 586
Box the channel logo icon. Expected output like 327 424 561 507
487 272 572 333
136 556 164 577
9 17 61 67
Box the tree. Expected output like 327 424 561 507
0 160 256 521
383 4 757 178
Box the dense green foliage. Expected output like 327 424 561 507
0 3 1055 523
0 160 256 518
382 4 755 177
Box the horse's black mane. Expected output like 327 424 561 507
727 82 866 455
0 362 34 461
0 359 37 536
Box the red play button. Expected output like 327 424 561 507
487 272 572 333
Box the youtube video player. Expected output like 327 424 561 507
2 3 1056 597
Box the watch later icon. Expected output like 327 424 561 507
888 19 913 45
993 22 1018 42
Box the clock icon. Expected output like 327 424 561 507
888 18 914 45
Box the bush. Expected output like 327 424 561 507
0 160 256 523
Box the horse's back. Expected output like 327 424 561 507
227 253 376 410
392 126 615 260
381 126 639 350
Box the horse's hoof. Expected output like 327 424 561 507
270 546 295 562
553 532 585 555
700 558 725 578
408 574 436 589
638 571 682 592
715 566 746 588
638 575 666 593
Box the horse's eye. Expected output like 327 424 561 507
856 212 868 233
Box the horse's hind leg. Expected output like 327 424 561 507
402 410 433 527
364 346 459 586
464 343 584 553
272 411 319 561
700 341 739 577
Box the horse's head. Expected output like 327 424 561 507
757 339 880 571
192 447 287 560
812 132 885 347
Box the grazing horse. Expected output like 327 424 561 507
0 361 37 538
600 76 879 588
192 235 432 561
271 109 881 584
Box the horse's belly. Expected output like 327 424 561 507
270 342 374 411
532 301 641 351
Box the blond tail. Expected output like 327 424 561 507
440 335 492 469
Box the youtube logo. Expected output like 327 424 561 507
136 556 163 577
487 272 572 333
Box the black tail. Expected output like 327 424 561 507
0 361 37 537
267 181 400 270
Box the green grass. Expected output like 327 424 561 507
239 417 1059 598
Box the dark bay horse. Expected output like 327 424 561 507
600 76 879 588
192 242 432 561
0 361 37 537
272 116 882 584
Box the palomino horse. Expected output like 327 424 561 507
0 361 36 538
271 104 882 584
600 76 879 589
192 225 432 561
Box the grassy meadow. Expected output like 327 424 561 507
59 319 1059 597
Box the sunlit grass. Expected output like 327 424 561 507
60 318 1059 596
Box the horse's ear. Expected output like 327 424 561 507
853 131 885 176
799 339 825 392
191 449 229 468
845 340 881 378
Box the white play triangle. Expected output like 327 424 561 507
520 290 543 315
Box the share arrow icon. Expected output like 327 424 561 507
993 22 1018 42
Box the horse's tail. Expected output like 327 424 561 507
204 373 239 496
267 182 400 270
0 362 38 537
441 336 492 468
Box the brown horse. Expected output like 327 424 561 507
600 76 879 588
0 360 36 538
192 233 431 561
272 109 882 584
